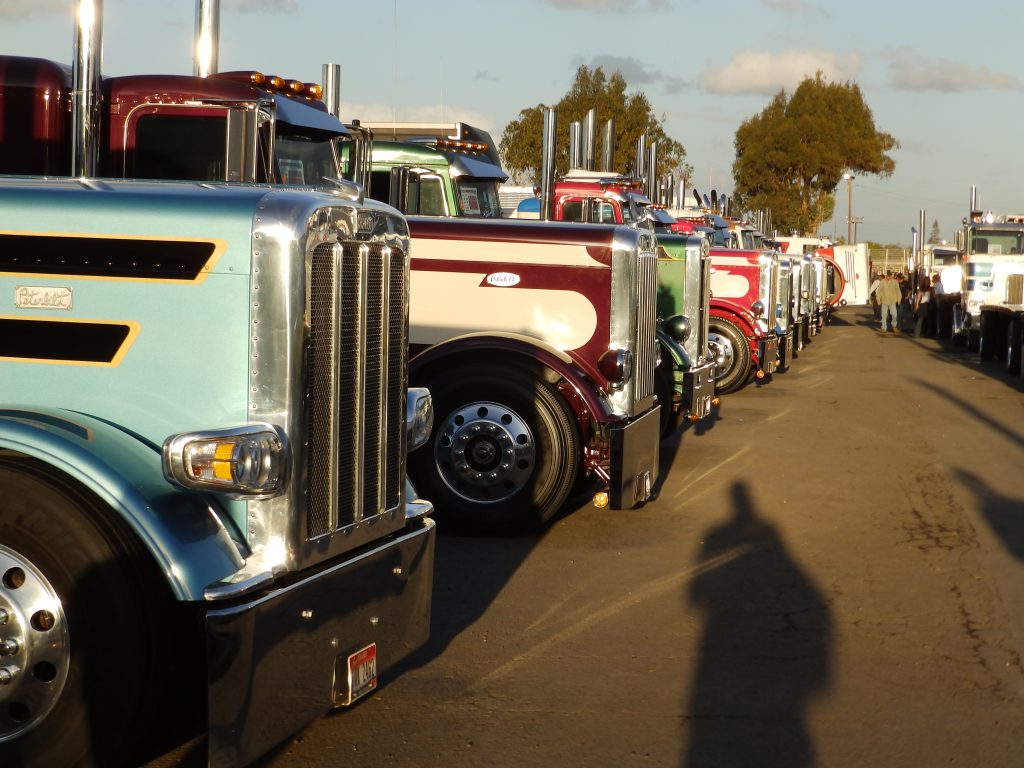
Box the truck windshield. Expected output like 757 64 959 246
969 228 1024 255
455 178 502 218
275 130 339 186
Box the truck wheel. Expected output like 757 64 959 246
708 319 751 394
410 365 580 532
0 458 168 768
1008 317 1023 375
979 313 996 361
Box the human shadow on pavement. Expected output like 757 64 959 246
954 468 1024 562
683 482 832 768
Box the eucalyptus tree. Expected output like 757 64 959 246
733 73 898 236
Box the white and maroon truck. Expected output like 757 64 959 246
707 249 782 392
404 217 662 531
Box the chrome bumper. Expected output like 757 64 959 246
758 334 780 374
684 359 716 420
609 405 661 508
205 518 436 768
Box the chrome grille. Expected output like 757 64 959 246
699 252 711 362
305 240 406 539
1007 274 1023 305
634 248 657 402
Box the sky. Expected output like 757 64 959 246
2 0 1023 246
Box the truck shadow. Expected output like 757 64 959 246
682 482 832 768
909 377 1024 450
954 468 1024 562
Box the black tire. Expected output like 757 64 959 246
409 364 580 532
1007 317 1023 375
979 313 996 361
654 358 680 440
0 457 169 768
707 319 752 394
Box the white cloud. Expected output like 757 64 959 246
887 52 1023 92
698 49 862 95
759 0 828 20
578 54 691 93
543 0 670 12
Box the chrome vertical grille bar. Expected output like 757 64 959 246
362 244 384 514
634 248 657 402
385 247 405 509
1006 273 1023 305
306 242 341 538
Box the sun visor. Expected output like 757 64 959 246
273 94 349 137
448 154 508 181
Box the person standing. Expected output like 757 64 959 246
876 271 902 333
867 273 882 320
928 273 946 338
914 275 932 338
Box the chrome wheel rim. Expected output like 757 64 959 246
434 401 536 504
0 543 70 741
707 331 736 379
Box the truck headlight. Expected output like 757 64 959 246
751 300 766 317
663 314 691 344
598 348 633 388
163 424 286 498
407 387 433 451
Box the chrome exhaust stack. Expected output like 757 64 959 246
193 0 220 77
72 0 103 177
540 107 557 221
601 118 616 172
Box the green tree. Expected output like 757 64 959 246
928 218 942 244
499 65 689 185
732 73 898 236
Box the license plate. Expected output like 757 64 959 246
336 643 377 705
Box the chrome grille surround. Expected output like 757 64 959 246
679 235 710 365
758 252 779 335
1005 273 1023 306
245 191 410 573
608 226 658 417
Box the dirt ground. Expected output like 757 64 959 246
149 306 1024 768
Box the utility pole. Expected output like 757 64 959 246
843 173 854 244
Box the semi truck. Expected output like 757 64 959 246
952 190 1024 354
357 127 665 525
0 7 437 766
0 178 435 768
540 170 779 394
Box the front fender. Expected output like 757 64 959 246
0 407 245 601
410 331 616 424
710 300 760 341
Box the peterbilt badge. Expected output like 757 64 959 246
485 272 521 287
15 286 73 310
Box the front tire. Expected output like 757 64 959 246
0 457 169 768
409 364 580 532
708 319 752 394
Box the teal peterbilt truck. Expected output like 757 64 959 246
0 177 434 768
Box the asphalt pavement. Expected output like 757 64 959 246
146 305 1024 768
